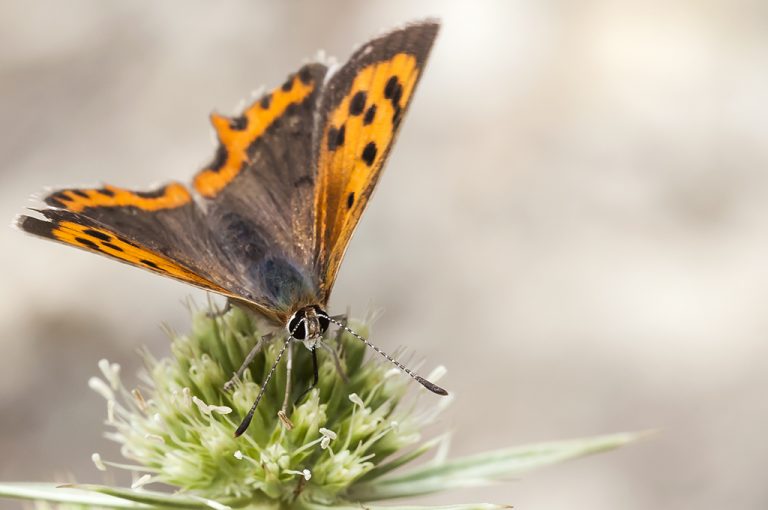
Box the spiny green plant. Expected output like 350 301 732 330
0 306 642 510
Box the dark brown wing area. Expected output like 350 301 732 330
312 21 440 300
193 63 329 316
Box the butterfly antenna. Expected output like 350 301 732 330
324 316 448 396
234 322 299 437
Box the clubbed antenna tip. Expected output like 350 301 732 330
416 375 448 395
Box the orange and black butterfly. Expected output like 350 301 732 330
17 20 447 435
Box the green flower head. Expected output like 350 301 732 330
89 306 449 507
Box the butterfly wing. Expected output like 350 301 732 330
18 181 262 305
18 207 237 297
19 63 329 323
192 63 328 318
313 21 440 300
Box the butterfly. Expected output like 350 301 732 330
17 20 447 435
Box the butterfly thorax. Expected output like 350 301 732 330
287 305 330 347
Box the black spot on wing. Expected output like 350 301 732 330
347 192 355 208
349 91 367 115
75 237 98 249
229 115 248 130
384 75 403 107
140 259 159 269
391 84 403 106
361 142 377 166
208 145 228 172
363 104 377 125
102 242 123 252
299 66 313 84
46 194 67 208
83 229 111 241
281 75 294 92
260 94 272 109
384 76 398 99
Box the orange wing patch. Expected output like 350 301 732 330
194 69 318 198
49 220 229 292
45 183 191 213
316 53 420 286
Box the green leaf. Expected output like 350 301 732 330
349 431 646 501
64 485 252 509
0 483 152 508
358 434 450 482
300 502 508 510
0 482 254 510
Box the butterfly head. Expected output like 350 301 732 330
288 305 330 347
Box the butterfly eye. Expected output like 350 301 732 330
313 305 330 333
288 313 308 339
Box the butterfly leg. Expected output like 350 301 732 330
294 347 320 406
224 331 274 391
206 297 234 318
318 341 349 384
277 342 295 429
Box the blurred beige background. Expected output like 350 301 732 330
2 0 767 508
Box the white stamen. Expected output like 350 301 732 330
106 432 125 444
91 453 107 471
319 427 337 440
88 377 114 401
98 359 121 390
319 427 337 450
349 393 365 408
192 396 211 414
192 395 231 415
131 474 152 489
107 399 116 424
285 468 312 481
234 450 244 460
144 434 165 444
